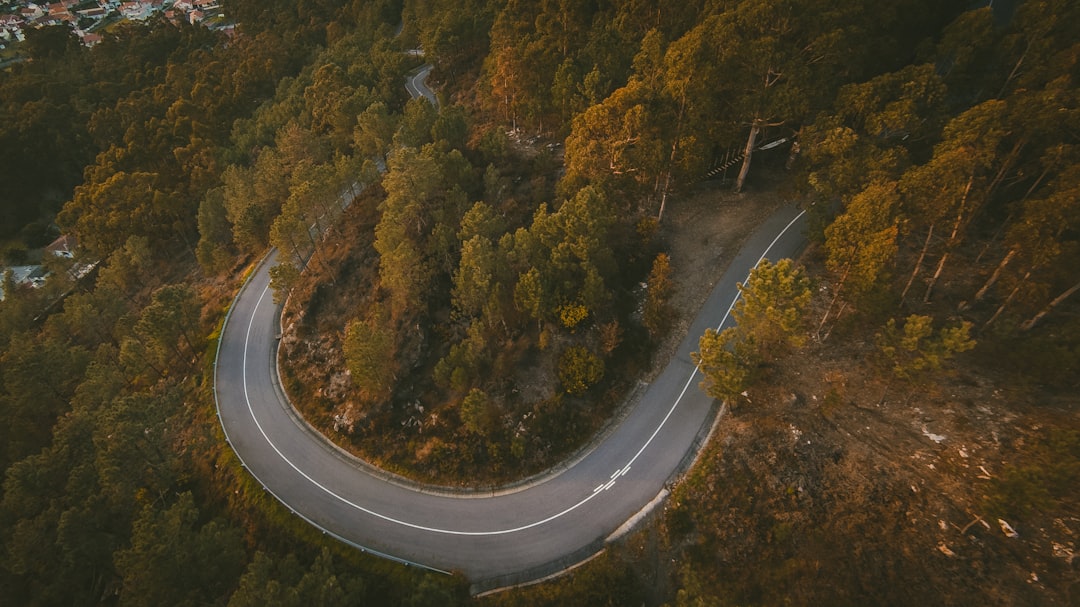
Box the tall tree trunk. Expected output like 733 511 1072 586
178 326 198 363
924 249 951 303
659 93 688 221
983 270 1031 330
314 185 342 237
974 159 1049 265
924 175 974 303
785 138 800 170
984 138 1025 205
973 248 1016 303
901 223 934 303
816 260 851 341
820 301 847 342
300 221 332 276
1022 279 1080 331
733 120 761 193
287 232 304 267
997 41 1029 99
657 172 672 222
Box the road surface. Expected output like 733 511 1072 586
405 64 438 108
214 203 807 591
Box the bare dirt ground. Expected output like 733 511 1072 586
649 178 787 378
659 314 1080 605
662 173 1076 606
275 166 791 485
477 173 1078 606
598 243 1078 606
276 147 1078 603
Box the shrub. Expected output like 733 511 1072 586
875 314 975 381
558 345 604 395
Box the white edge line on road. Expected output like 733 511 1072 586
238 209 806 537
215 252 450 574
619 209 807 472
243 282 611 536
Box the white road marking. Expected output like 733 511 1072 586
615 209 807 474
243 284 610 536
236 209 807 536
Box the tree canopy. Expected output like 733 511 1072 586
1 0 1077 604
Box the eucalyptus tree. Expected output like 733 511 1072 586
818 181 900 336
980 159 1080 331
801 63 948 205
897 99 1010 303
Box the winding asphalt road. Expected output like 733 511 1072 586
215 60 809 591
405 64 438 107
214 203 806 590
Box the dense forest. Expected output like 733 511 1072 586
0 0 1076 605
